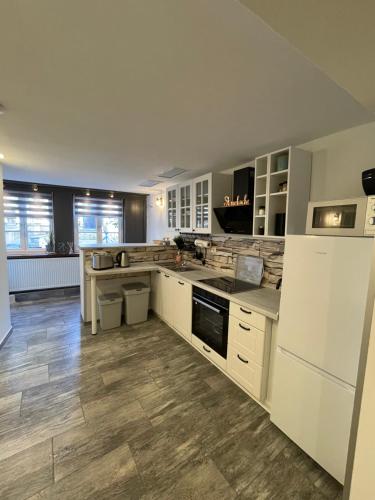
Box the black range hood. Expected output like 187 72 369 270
214 166 255 234
214 205 253 234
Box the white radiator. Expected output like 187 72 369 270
7 257 80 292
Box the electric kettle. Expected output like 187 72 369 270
116 251 129 268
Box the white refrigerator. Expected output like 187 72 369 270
271 235 375 484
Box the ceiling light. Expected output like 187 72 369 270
0 104 5 115
138 180 161 188
158 167 186 179
85 190 91 197
32 184 38 192
109 192 114 199
0 153 4 160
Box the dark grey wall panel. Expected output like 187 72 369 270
124 195 147 243
3 180 147 246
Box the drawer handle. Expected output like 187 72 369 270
203 345 211 353
156 270 161 274
237 354 249 364
240 307 252 315
239 323 250 331
164 274 170 278
178 281 185 285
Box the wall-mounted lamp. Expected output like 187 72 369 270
0 153 4 160
32 184 38 192
85 190 91 197
155 195 164 207
109 192 114 199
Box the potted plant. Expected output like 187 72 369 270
173 235 185 264
45 231 55 253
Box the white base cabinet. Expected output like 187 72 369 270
151 271 192 341
151 271 272 404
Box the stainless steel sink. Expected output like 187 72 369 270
161 263 196 272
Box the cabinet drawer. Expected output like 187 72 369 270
230 302 266 331
192 335 226 371
228 315 265 366
227 343 263 400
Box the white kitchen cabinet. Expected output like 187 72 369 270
152 271 192 340
191 172 231 234
227 343 263 400
160 271 175 323
166 172 231 235
253 146 311 238
166 185 179 231
178 182 192 233
150 270 162 317
172 276 192 340
227 304 271 402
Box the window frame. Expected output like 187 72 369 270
4 191 54 255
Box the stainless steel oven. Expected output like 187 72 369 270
192 286 229 358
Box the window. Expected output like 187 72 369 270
4 191 54 252
74 196 123 248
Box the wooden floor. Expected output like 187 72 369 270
0 297 342 499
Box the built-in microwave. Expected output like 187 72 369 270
306 197 375 236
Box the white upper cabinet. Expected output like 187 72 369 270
178 182 192 233
166 172 231 235
166 185 178 231
192 174 211 234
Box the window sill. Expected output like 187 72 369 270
7 253 79 260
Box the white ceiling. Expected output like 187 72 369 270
0 0 373 193
240 0 375 112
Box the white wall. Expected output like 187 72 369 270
147 193 169 242
301 121 375 201
0 165 12 344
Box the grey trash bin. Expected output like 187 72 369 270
97 292 123 330
122 282 151 325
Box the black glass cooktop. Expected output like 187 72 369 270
198 277 259 294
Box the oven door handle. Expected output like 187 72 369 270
193 297 221 314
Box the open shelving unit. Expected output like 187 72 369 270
253 147 311 238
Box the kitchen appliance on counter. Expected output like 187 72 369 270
92 253 114 270
192 286 229 358
306 197 375 236
271 235 375 483
116 251 129 268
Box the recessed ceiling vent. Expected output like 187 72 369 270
158 167 186 179
138 179 161 188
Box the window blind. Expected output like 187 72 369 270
4 191 54 218
74 196 123 217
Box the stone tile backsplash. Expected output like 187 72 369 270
182 236 284 288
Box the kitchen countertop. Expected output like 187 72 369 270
85 262 280 320
80 243 168 250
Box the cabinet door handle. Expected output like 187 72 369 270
178 281 185 285
237 354 249 364
203 345 211 353
239 323 250 331
240 307 252 315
